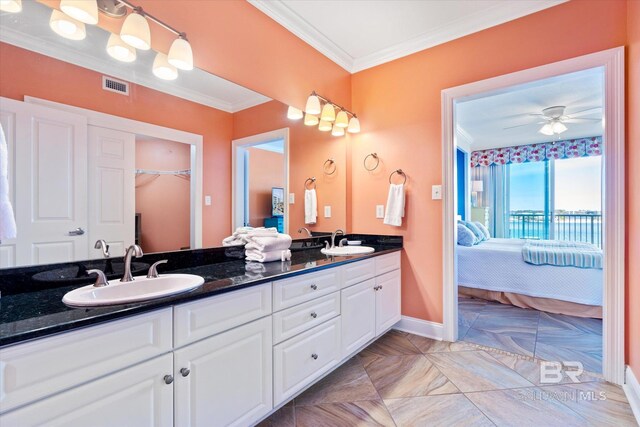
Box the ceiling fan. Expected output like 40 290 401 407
503 105 602 136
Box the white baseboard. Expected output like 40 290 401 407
624 365 640 424
393 316 444 341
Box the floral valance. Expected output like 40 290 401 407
470 136 602 168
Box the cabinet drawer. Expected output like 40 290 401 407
0 308 172 414
174 283 271 348
375 251 401 276
342 259 375 288
273 317 341 405
273 269 341 311
273 292 340 344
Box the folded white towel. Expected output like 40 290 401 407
222 227 279 246
247 228 278 237
0 124 16 241
304 189 317 225
245 249 291 263
245 233 292 252
222 236 245 247
383 183 405 227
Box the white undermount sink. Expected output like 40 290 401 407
62 274 204 307
321 246 375 256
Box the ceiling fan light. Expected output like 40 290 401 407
551 121 567 134
335 110 349 128
539 123 554 136
50 9 86 40
305 95 321 115
318 120 332 132
152 52 178 80
120 10 151 50
320 103 335 122
168 36 193 70
304 113 319 126
331 123 345 137
347 117 360 133
106 33 136 62
60 0 98 25
287 106 303 120
0 0 22 13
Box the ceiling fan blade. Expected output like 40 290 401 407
568 107 602 116
503 121 545 130
565 118 602 123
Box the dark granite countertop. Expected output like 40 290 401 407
0 244 401 347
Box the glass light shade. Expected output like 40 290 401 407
60 0 98 25
120 11 151 50
0 0 22 13
551 121 568 134
318 120 332 132
539 123 554 136
106 33 136 62
331 124 345 137
305 95 321 115
347 117 360 133
168 37 193 70
304 113 319 126
320 103 335 122
50 10 86 40
335 111 349 128
152 53 178 80
287 106 303 120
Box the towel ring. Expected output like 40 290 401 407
389 169 407 184
304 177 317 190
364 153 379 171
323 159 336 175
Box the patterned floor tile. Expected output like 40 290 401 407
295 400 395 427
472 304 540 335
538 312 603 336
534 340 602 374
384 394 494 427
407 334 477 353
464 327 536 357
256 405 295 427
358 329 421 359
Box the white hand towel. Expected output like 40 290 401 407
0 124 16 241
245 233 292 252
247 227 279 237
222 236 245 246
304 189 317 225
245 249 291 263
383 184 405 227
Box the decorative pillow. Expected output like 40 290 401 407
473 221 491 240
462 220 485 243
457 224 476 247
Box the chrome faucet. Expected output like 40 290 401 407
94 239 110 258
121 244 143 282
298 227 312 238
330 229 345 249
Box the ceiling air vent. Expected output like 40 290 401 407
102 76 129 95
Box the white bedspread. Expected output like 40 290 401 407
457 238 603 306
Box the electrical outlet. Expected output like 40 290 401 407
432 185 442 200
376 205 385 218
324 206 332 218
289 193 295 204
204 195 212 206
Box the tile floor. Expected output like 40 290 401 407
458 296 603 373
258 329 637 427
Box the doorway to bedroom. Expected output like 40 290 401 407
452 67 605 373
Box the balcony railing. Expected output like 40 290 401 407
508 213 602 247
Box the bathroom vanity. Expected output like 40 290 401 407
0 247 401 426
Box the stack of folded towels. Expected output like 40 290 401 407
245 230 292 263
222 227 276 247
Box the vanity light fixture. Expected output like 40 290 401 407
49 9 86 40
0 0 21 13
320 103 336 122
168 34 193 70
287 106 304 120
60 0 99 25
107 33 136 62
318 120 332 132
304 113 319 126
305 94 322 115
290 91 360 136
331 124 345 137
335 110 349 128
347 116 360 133
152 52 178 80
120 7 151 50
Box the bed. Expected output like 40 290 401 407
457 238 603 318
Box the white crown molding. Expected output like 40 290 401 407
0 26 268 113
249 0 565 74
455 124 474 153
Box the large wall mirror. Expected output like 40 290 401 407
0 0 347 269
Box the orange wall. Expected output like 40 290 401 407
247 147 285 228
233 101 347 235
0 42 233 248
135 139 190 253
626 0 640 377
350 0 627 323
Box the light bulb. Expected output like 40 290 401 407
335 111 349 128
305 94 321 115
120 10 151 50
107 33 136 62
318 120 332 131
153 52 178 80
539 123 554 136
287 106 303 120
168 36 193 70
0 0 22 13
347 117 360 133
320 103 335 122
50 10 86 40
331 124 345 137
60 0 98 25
551 121 567 134
304 113 319 126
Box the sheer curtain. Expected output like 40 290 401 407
472 164 509 237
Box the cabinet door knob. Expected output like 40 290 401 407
310 284 318 290
379 285 383 290
163 375 174 384
374 286 379 291
310 312 318 318
311 353 318 360
180 368 190 377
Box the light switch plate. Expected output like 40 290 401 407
204 195 212 206
289 193 295 204
376 205 385 218
324 205 331 218
432 185 442 200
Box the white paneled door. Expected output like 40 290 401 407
0 97 88 267
88 126 135 259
